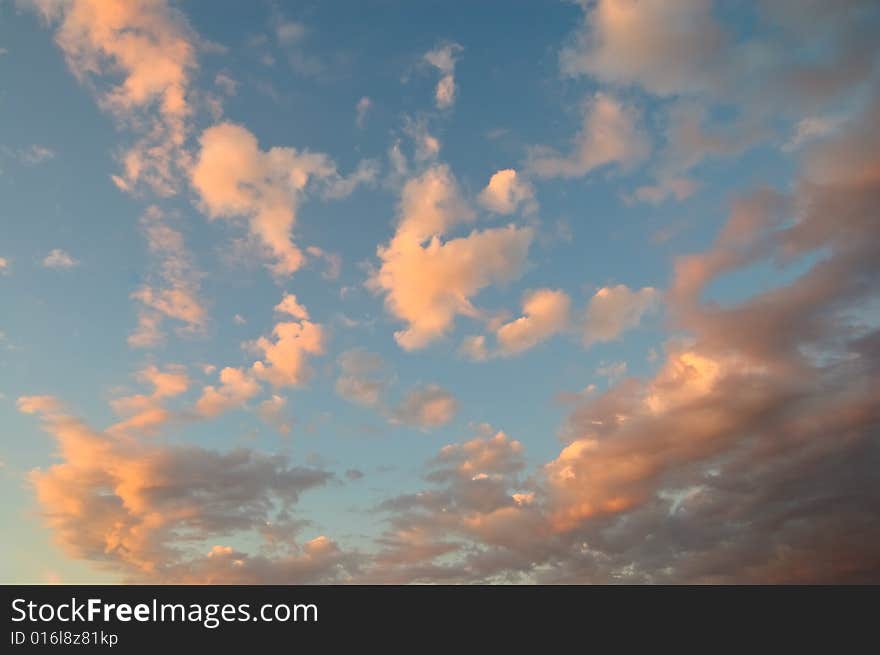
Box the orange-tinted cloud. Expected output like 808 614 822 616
370 164 533 350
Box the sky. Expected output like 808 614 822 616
0 0 878 584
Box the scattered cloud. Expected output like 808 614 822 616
19 396 342 582
191 122 373 276
582 285 660 347
129 207 206 348
495 289 571 356
356 96 372 128
369 164 533 350
424 42 463 110
529 93 649 179
42 249 78 270
392 384 458 429
19 145 56 165
478 169 536 215
31 0 197 195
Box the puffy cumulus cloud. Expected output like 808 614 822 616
459 290 574 361
273 292 309 320
582 285 660 347
374 225 533 350
108 364 189 435
529 93 649 179
424 41 463 110
363 96 880 584
477 169 536 215
393 164 473 240
369 164 533 350
42 249 78 270
495 289 571 356
31 0 197 195
194 367 260 418
335 349 389 408
392 385 458 429
249 294 326 388
18 397 342 581
191 122 374 277
129 207 206 348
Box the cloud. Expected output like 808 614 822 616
257 394 292 435
108 364 189 435
191 122 372 276
356 96 371 128
0 257 8 274
495 289 571 356
595 360 627 382
392 385 458 429
402 117 441 163
31 0 197 195
632 102 766 205
424 42 463 109
582 285 660 346
19 397 340 582
462 286 653 359
214 71 238 96
335 350 389 408
372 96 880 583
195 367 261 418
560 0 880 111
529 93 649 179
369 164 533 350
275 20 306 47
367 428 541 582
42 249 78 270
249 294 326 388
129 207 206 348
478 169 536 215
560 0 727 97
458 335 489 362
783 115 844 152
19 145 56 165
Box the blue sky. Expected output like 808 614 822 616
1 0 879 584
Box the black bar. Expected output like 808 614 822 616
1 585 876 650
